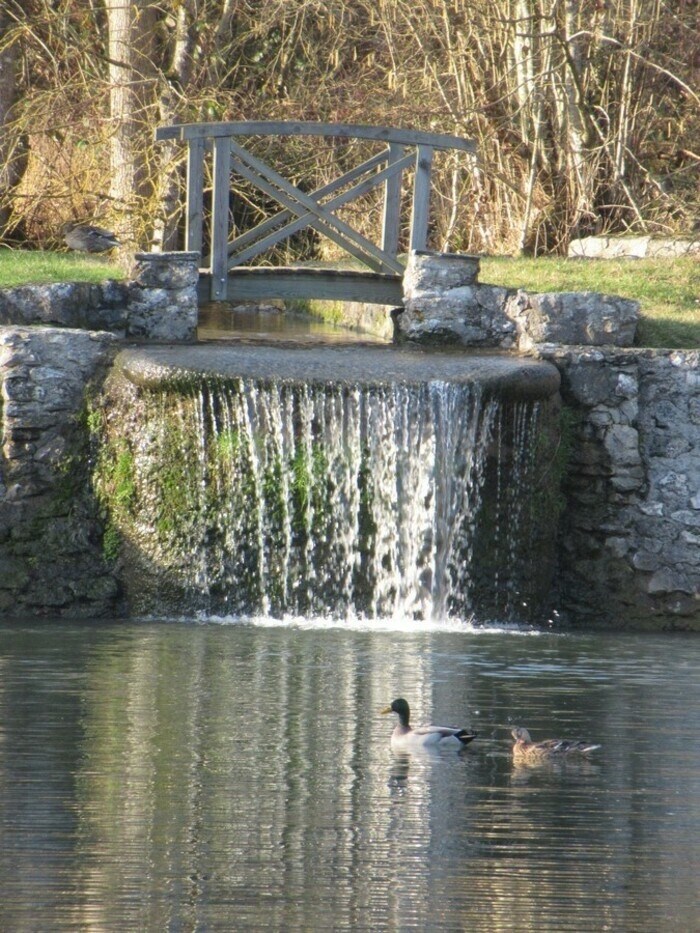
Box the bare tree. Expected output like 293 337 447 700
0 0 697 254
104 0 161 244
0 3 28 240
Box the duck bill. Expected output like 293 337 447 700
380 706 393 715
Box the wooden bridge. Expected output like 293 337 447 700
155 121 475 304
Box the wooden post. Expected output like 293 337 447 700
210 136 231 300
185 137 205 257
409 145 434 252
382 143 403 261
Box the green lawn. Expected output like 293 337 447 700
0 249 697 349
0 249 123 287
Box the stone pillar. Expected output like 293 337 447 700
127 251 199 341
399 250 516 347
0 326 121 616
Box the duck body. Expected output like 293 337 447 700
63 223 119 253
511 727 600 763
382 698 477 752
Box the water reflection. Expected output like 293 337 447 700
197 304 388 345
0 622 698 930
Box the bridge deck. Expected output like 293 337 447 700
198 266 404 306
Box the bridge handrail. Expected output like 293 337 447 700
157 120 476 300
155 120 476 153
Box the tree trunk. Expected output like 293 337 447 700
105 0 160 246
153 1 198 251
0 7 27 240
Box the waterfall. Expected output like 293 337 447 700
113 373 556 623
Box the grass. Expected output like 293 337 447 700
0 249 123 287
0 249 697 348
480 256 699 349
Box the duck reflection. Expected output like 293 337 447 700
510 755 601 786
387 753 411 791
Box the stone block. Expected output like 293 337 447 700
126 287 198 341
646 569 694 596
131 252 200 289
511 290 639 349
563 362 620 406
566 235 700 260
403 250 480 293
568 235 651 259
399 270 514 347
603 424 641 465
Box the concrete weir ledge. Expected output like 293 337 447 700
117 344 561 400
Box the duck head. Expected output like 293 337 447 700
381 698 411 727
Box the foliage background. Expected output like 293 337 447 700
0 0 698 257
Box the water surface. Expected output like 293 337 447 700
0 619 698 931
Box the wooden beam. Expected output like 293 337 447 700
210 137 231 300
157 121 476 153
227 148 392 257
382 143 404 259
229 141 405 274
409 145 434 252
185 137 205 256
198 267 404 305
228 152 382 273
228 150 413 268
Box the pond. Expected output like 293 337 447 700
0 617 698 931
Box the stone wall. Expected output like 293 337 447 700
0 252 200 617
399 251 517 347
0 251 199 618
399 250 699 629
0 326 122 616
397 250 641 351
0 250 698 628
0 251 199 341
539 347 700 630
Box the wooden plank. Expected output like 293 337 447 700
198 267 404 305
228 148 391 257
409 145 434 252
157 121 476 153
382 143 404 259
228 152 383 273
210 137 232 300
228 151 413 267
185 137 205 255
230 141 405 274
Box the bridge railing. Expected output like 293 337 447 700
156 121 476 301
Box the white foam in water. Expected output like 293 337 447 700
194 611 542 635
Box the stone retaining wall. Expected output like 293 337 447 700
0 326 121 616
539 346 700 629
0 251 199 341
398 250 641 350
398 251 699 629
0 250 698 627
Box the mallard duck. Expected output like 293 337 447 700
62 223 119 253
381 698 477 752
511 727 600 762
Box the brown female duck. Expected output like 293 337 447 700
511 727 600 762
63 223 119 253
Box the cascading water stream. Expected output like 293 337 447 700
110 369 557 623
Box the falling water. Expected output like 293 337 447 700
116 374 557 623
